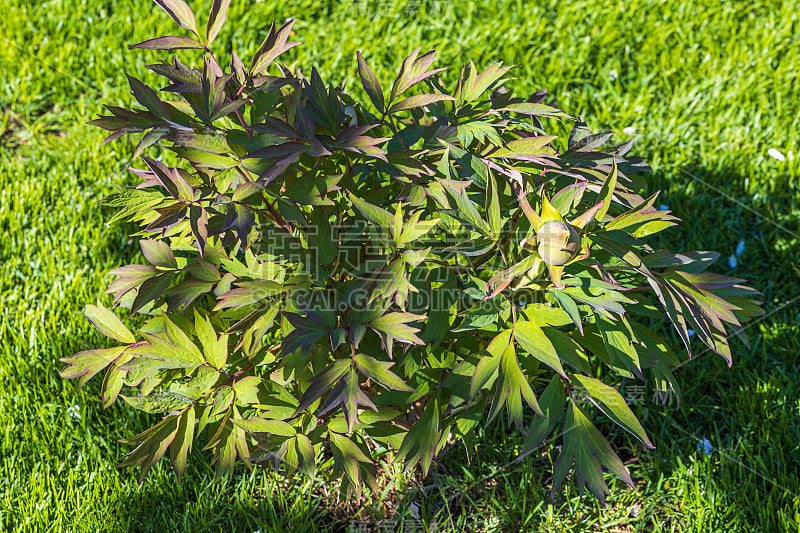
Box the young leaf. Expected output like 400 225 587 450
130 36 203 50
388 94 456 113
356 51 384 112
84 303 136 344
206 0 231 46
154 0 198 34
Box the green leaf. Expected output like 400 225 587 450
214 280 284 310
521 303 572 327
122 392 194 414
101 362 128 408
469 352 501 398
514 321 566 378
520 377 567 458
171 147 237 169
194 310 227 369
490 135 557 159
140 239 178 269
354 353 414 391
128 317 205 368
496 334 543 427
594 159 618 223
169 406 196 482
595 315 642 377
119 415 180 482
294 360 351 415
542 328 591 373
571 374 653 448
485 255 539 299
552 403 633 506
280 313 331 359
232 376 261 405
184 260 220 282
441 180 492 235
397 398 440 475
231 417 296 436
547 289 583 334
131 272 175 314
84 303 135 343
486 171 502 236
295 434 316 477
348 191 393 226
330 433 371 487
459 62 513 102
368 312 425 348
60 347 126 388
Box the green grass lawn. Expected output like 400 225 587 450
1 0 799 531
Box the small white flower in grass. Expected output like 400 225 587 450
697 438 713 456
623 126 636 135
728 255 738 269
609 69 618 81
67 405 81 421
584 35 590 43
768 148 786 161
736 239 745 256
408 503 420 519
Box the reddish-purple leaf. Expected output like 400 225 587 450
126 74 169 120
356 51 384 112
206 0 231 45
499 102 569 117
250 20 300 75
107 264 159 303
130 36 203 50
154 0 198 34
140 239 178 269
388 93 456 113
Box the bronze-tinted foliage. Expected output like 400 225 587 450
63 0 763 504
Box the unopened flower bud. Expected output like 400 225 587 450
537 221 580 266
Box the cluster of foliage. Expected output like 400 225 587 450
63 0 763 503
